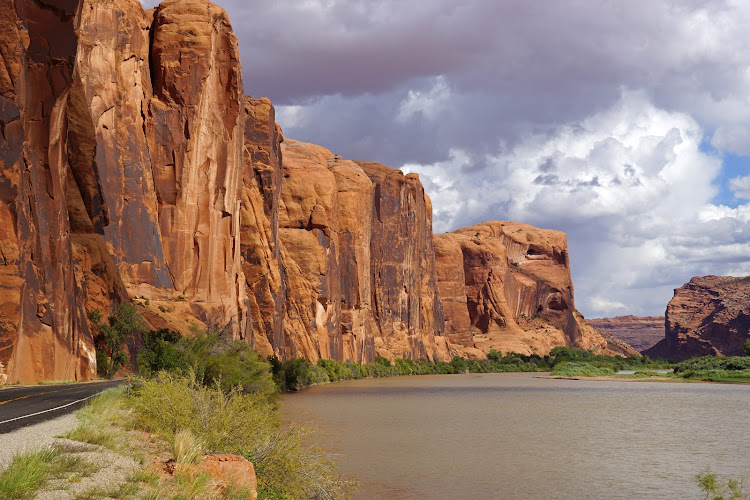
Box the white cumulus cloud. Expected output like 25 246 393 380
730 175 750 200
397 76 452 122
404 91 750 317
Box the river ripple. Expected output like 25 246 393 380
281 372 750 499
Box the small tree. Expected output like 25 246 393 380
744 339 750 357
88 303 146 379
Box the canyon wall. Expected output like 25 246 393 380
587 316 665 353
0 0 606 383
0 0 250 383
434 222 624 357
645 276 750 361
258 139 451 363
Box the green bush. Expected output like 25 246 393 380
137 328 183 376
551 362 616 377
317 359 356 382
137 329 277 399
696 467 749 499
129 373 353 499
675 356 750 381
273 358 329 391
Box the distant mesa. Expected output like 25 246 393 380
587 316 665 354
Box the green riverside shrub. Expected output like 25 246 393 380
129 373 353 499
551 362 616 377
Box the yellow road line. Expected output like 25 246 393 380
0 386 83 406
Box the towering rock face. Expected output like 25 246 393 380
147 0 247 336
588 316 664 353
645 276 750 361
240 97 285 357
434 221 611 357
355 163 448 361
0 0 248 383
266 140 450 363
277 140 343 361
0 0 95 384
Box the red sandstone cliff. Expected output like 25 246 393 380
645 276 750 361
270 140 450 363
0 0 249 383
434 222 623 357
587 316 664 353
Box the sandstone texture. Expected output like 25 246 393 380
645 276 750 361
0 0 247 383
588 316 665 353
200 454 257 500
264 140 450 363
434 222 616 357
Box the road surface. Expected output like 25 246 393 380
0 380 124 433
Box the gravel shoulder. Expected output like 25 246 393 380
0 414 79 469
0 411 141 500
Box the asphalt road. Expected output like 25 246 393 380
0 380 124 433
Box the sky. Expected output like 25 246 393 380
142 0 750 318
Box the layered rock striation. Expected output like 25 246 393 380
434 222 614 357
645 276 750 361
588 316 665 353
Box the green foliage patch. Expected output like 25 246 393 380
89 303 146 379
129 373 354 499
673 356 750 383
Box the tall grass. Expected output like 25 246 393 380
64 386 128 451
129 372 354 499
0 446 98 499
674 356 750 382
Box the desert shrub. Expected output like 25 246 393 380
345 361 364 379
139 329 276 398
696 467 749 499
450 356 469 373
273 358 329 391
202 340 277 397
317 359 356 382
675 356 750 376
487 349 503 362
129 373 353 499
374 355 392 367
393 358 416 376
550 362 616 377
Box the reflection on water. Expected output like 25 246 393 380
281 373 750 499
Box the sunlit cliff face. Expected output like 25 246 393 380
434 221 611 357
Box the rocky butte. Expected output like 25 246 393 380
645 276 750 361
433 222 631 358
0 0 614 383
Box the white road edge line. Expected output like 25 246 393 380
0 392 102 426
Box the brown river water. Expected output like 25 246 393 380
281 372 750 499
